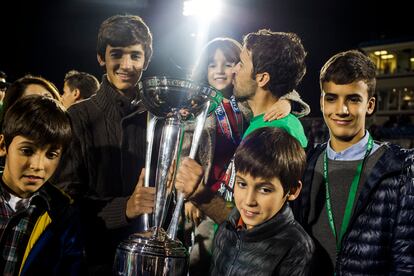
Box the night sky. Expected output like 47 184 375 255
1 0 412 116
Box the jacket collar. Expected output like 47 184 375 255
94 75 146 118
227 203 295 242
0 177 50 212
0 177 70 219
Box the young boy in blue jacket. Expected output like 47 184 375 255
0 95 84 275
211 127 314 275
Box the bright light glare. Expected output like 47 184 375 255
183 0 222 19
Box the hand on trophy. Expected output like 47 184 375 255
184 201 203 226
126 169 156 220
175 157 204 199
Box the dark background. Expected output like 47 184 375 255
1 0 412 116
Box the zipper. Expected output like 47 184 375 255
226 233 242 276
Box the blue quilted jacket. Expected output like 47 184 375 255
294 142 414 275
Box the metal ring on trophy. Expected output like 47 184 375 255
140 76 220 120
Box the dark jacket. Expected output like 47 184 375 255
17 183 84 275
294 142 414 275
211 204 314 276
52 76 149 270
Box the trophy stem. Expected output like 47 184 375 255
167 102 210 239
153 117 182 229
143 114 158 230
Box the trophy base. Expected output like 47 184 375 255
114 227 189 276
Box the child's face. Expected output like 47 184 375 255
98 44 146 92
234 172 288 230
207 49 235 92
321 80 375 150
0 135 62 198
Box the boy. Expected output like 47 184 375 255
61 70 100 109
211 127 314 275
294 50 414 274
0 95 83 275
51 15 156 273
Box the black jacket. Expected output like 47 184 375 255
52 76 149 270
211 204 314 276
294 142 414 275
0 182 84 275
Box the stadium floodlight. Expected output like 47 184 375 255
183 0 222 19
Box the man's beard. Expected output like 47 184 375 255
233 88 254 101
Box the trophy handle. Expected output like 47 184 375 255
167 101 211 239
143 114 158 230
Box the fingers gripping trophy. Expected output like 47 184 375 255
114 76 221 276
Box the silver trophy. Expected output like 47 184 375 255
114 76 221 276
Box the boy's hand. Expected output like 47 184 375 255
263 99 291 121
175 157 204 199
126 169 156 220
185 201 203 226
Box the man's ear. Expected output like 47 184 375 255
366 96 376 115
97 54 105 67
256 72 270 88
72 88 81 101
0 134 7 157
287 180 302 201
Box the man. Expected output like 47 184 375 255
294 50 414 275
61 70 100 108
175 29 308 224
52 15 156 275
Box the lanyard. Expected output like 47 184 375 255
215 95 244 145
323 135 373 252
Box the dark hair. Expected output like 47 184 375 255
243 29 307 98
97 14 153 69
2 95 72 151
2 75 62 125
234 127 306 195
64 70 100 99
192 37 242 84
0 71 7 79
320 50 376 97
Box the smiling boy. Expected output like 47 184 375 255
0 96 83 275
294 50 414 275
51 15 156 274
211 127 314 275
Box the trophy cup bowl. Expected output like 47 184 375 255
114 77 220 276
140 76 217 120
